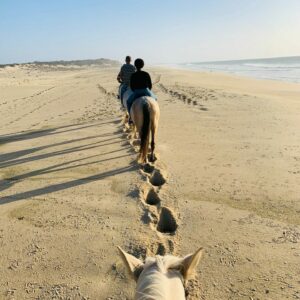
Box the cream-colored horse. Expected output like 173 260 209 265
118 247 203 300
121 88 160 163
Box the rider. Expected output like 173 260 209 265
117 56 136 102
127 58 157 118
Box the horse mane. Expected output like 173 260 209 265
136 289 165 300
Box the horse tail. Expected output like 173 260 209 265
140 101 151 162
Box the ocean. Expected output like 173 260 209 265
178 56 300 83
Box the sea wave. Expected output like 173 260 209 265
243 63 300 69
180 57 300 83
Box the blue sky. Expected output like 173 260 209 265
1 0 300 64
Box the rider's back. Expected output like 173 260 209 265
121 64 136 85
130 70 152 91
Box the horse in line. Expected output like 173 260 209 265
120 87 160 164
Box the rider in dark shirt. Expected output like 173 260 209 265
127 58 157 119
130 70 152 91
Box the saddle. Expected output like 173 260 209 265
129 88 153 103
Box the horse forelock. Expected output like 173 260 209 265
135 255 185 300
143 255 183 274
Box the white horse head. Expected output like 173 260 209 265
118 247 203 300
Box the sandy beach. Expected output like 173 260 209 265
0 64 299 299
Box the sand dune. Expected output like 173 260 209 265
0 65 299 299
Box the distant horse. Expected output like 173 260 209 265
121 87 160 163
118 246 203 300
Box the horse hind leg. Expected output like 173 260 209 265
139 102 151 164
150 121 157 162
122 112 129 125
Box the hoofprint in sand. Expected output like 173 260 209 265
0 64 299 299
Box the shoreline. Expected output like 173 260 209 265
153 63 300 84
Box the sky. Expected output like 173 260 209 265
1 0 300 64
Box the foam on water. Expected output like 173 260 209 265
178 56 300 83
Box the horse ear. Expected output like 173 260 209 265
117 246 144 281
181 247 203 281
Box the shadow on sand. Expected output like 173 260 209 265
0 117 137 205
0 164 138 205
0 119 120 144
0 136 125 168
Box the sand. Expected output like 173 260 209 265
0 64 299 299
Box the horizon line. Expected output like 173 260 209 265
1 55 300 67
